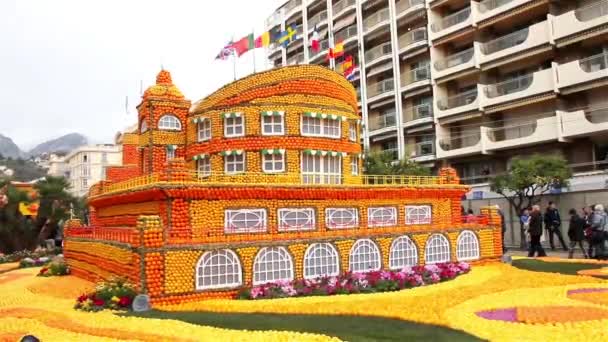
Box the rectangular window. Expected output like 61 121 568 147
82 166 89 177
301 154 342 184
261 115 284 135
262 153 285 173
197 119 211 141
278 208 316 231
367 206 397 227
197 157 211 178
81 178 88 188
301 116 341 138
225 154 245 174
225 209 267 233
326 208 358 229
405 205 432 225
224 117 244 137
351 156 359 175
166 148 176 161
349 122 357 141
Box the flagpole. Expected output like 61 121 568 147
231 36 237 81
252 29 257 73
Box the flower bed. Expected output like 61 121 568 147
74 277 137 312
1 247 62 264
19 257 51 268
38 258 69 277
238 262 470 300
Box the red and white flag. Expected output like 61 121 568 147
310 25 320 52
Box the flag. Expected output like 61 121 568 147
255 31 271 48
278 25 297 47
310 25 320 52
326 42 345 61
232 33 255 57
342 55 353 71
346 66 359 81
215 42 234 60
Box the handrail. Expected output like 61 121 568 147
483 73 533 98
434 47 474 71
486 121 536 142
285 0 303 12
308 10 328 28
333 0 356 16
367 77 394 97
334 25 358 42
363 7 390 31
431 7 471 33
396 0 425 14
398 27 427 50
575 0 608 22
309 40 329 57
586 108 608 124
401 65 431 85
413 141 435 156
404 103 433 121
579 51 608 73
365 42 392 62
437 89 478 110
369 111 397 131
481 27 529 55
439 131 481 150
478 0 514 13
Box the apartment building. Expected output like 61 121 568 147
265 0 437 168
63 145 122 197
265 0 608 182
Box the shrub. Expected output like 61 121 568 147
74 277 138 312
38 257 69 276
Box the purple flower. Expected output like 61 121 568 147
380 270 392 280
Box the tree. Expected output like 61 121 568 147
490 154 572 249
34 176 75 243
364 151 431 176
0 180 36 253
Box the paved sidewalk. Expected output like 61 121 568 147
505 249 572 259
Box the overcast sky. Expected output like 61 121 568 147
0 0 281 150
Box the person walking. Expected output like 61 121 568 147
544 202 568 251
528 205 547 257
521 208 531 247
583 206 595 258
567 209 588 259
590 204 607 259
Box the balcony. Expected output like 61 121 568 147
287 52 304 65
367 78 395 102
363 7 390 35
396 0 426 21
559 108 608 139
403 103 434 128
436 88 479 119
309 40 329 62
436 132 483 159
483 116 559 152
480 68 554 109
477 20 551 68
556 52 608 92
398 28 428 56
551 0 608 46
333 0 356 19
368 112 397 134
308 10 328 31
284 0 303 19
365 42 392 67
433 47 476 81
409 141 436 162
334 25 358 46
475 0 536 24
430 6 473 41
400 65 431 93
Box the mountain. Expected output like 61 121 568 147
28 133 88 156
0 134 23 158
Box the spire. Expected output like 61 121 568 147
156 69 173 85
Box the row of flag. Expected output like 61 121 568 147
216 25 359 82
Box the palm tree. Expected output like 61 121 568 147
34 176 75 243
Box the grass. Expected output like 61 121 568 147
512 258 606 277
126 311 484 342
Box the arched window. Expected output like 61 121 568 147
456 230 480 261
303 243 339 279
349 239 381 272
196 249 242 290
389 236 418 269
253 247 294 285
158 114 182 131
425 234 450 264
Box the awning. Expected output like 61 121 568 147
192 154 209 160
303 112 348 121
261 149 286 155
303 149 347 157
221 112 243 119
260 111 285 116
220 149 245 156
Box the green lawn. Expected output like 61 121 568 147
126 311 484 342
512 258 607 277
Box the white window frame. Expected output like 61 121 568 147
349 239 382 272
405 205 432 225
197 119 211 142
196 249 242 290
325 208 359 229
224 154 245 174
456 230 480 261
367 206 397 227
262 153 285 173
252 247 294 285
303 243 340 279
301 116 341 138
140 120 148 133
389 236 418 270
196 157 211 178
166 148 176 161
158 114 182 131
425 234 451 264
351 156 359 175
261 115 285 136
349 122 357 141
224 116 245 137
278 208 316 231
224 209 267 233
301 153 342 184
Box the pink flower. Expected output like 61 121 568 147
77 294 88 303
250 286 264 299
118 296 132 307
380 270 392 280
93 298 105 307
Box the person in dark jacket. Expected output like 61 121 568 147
544 201 568 251
567 209 588 259
583 206 595 257
528 205 547 257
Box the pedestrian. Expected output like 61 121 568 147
590 204 607 259
567 209 588 259
521 207 531 246
544 201 568 251
465 209 477 223
528 205 547 257
583 206 595 257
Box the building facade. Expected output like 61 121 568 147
63 145 122 197
264 0 608 183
